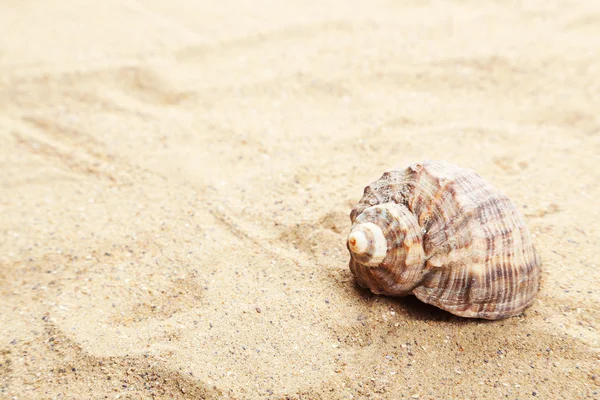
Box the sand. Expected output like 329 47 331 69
1 1 599 398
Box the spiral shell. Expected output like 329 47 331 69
347 160 541 320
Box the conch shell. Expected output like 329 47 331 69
347 160 541 320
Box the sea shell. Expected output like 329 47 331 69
347 160 541 320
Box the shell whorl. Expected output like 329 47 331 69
347 222 387 267
348 160 541 320
348 203 426 295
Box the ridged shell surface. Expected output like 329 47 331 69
348 160 541 320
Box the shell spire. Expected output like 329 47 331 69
347 160 541 320
347 222 387 266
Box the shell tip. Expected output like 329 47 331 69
348 230 368 255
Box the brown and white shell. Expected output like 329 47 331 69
347 160 541 320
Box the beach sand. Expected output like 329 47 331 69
1 1 599 398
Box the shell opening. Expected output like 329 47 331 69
347 222 388 267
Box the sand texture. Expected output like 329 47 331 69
1 1 599 398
